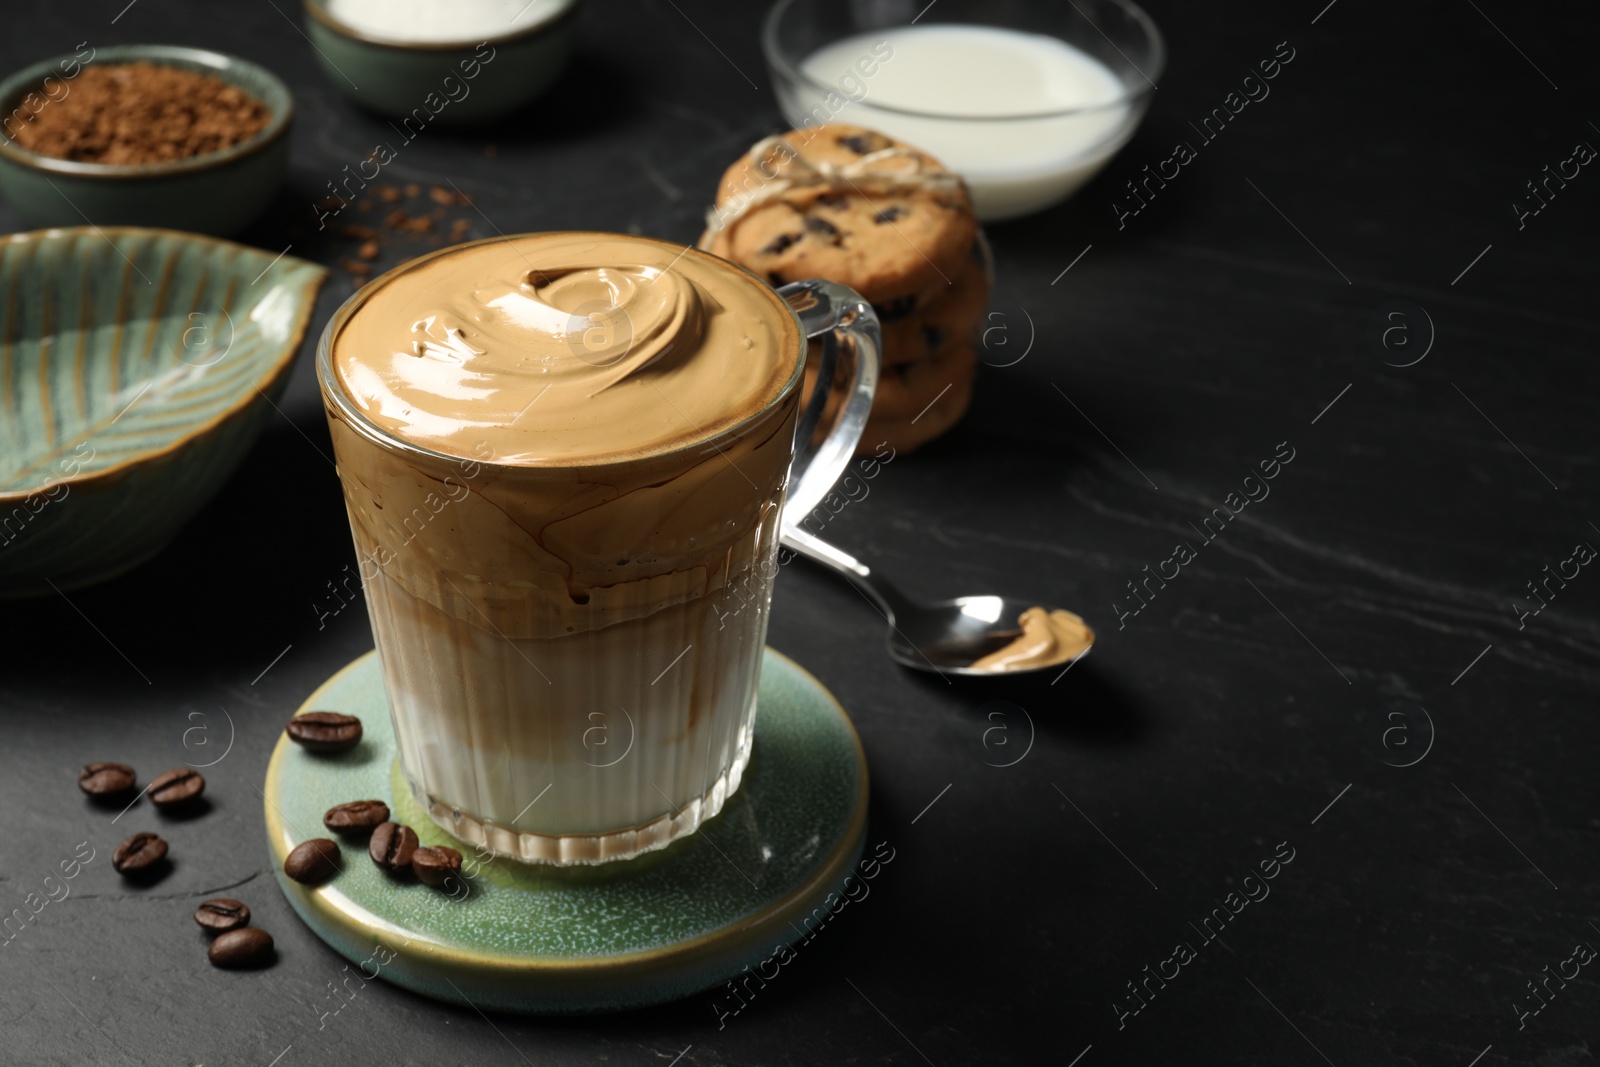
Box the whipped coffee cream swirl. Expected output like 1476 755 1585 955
327 233 805 640
333 233 799 465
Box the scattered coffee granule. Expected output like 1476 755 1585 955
327 183 478 286
10 62 271 165
429 185 473 206
385 209 433 235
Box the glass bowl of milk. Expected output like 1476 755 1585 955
763 0 1164 221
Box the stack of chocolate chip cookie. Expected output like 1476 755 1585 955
700 124 989 453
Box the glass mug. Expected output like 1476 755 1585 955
317 232 878 864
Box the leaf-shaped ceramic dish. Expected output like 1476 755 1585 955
0 227 327 597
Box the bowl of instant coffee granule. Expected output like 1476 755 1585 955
0 45 292 236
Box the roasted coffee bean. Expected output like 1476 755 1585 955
411 846 463 888
148 768 205 808
208 927 275 969
194 898 250 933
285 712 363 753
323 800 390 835
112 832 168 874
284 838 341 885
78 761 136 798
369 822 419 872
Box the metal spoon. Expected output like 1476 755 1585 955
781 527 1094 677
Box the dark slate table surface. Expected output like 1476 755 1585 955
5 1 1598 1064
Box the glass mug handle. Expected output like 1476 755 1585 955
776 279 881 536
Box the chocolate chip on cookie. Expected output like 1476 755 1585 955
838 130 892 155
880 254 990 366
804 216 842 243
802 339 979 454
874 295 917 323
868 373 976 453
760 232 801 257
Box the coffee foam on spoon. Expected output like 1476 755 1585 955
971 607 1094 672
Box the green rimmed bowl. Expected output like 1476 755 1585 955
302 0 579 124
0 227 327 598
0 45 293 236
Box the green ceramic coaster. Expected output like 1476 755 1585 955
264 648 868 1014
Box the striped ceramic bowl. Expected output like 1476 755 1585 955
0 227 326 597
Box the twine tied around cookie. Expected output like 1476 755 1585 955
698 134 967 249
